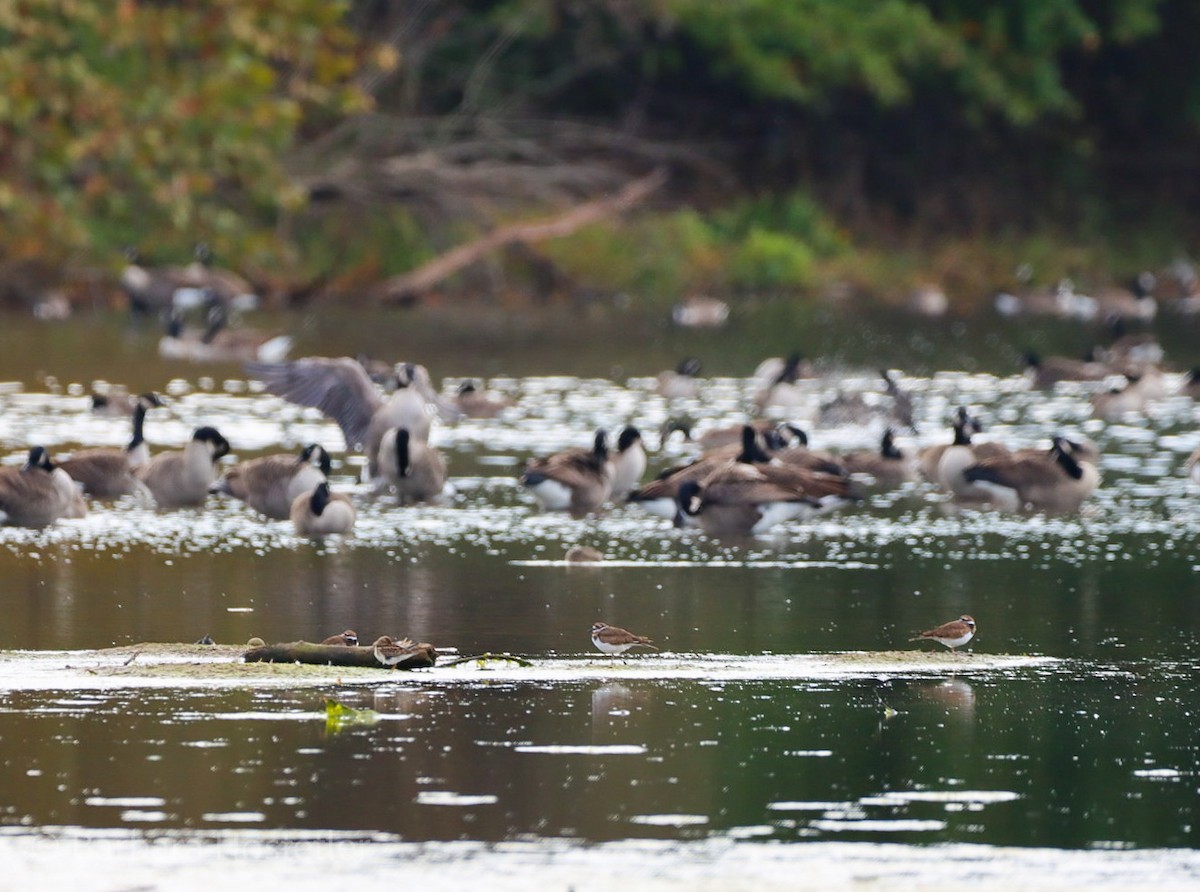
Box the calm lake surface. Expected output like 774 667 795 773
0 302 1198 888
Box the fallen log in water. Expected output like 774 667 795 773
243 641 438 670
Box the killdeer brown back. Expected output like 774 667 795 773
591 622 657 655
910 615 976 653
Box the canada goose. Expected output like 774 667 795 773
245 357 462 481
841 428 917 488
1090 370 1167 420
121 244 256 318
119 248 198 318
655 358 702 400
184 243 258 309
290 482 356 536
377 427 447 504
609 426 646 499
520 429 612 517
159 304 292 363
1091 319 1164 372
454 381 513 418
0 447 87 527
675 462 854 536
1022 350 1109 388
136 426 230 509
961 437 1099 513
993 274 1073 318
1091 273 1158 323
662 418 777 452
815 391 888 428
628 424 772 522
90 391 137 417
59 392 166 498
915 408 1002 483
753 353 816 411
881 370 917 432
773 427 848 477
935 413 1012 502
210 443 331 520
671 295 728 328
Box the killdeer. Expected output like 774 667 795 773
591 622 657 655
910 615 976 653
373 635 417 667
321 630 359 647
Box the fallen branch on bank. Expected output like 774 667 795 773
372 167 668 304
243 640 438 670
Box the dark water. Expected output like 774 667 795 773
0 305 1198 879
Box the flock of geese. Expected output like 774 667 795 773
6 319 1192 538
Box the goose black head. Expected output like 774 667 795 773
23 446 54 472
310 481 332 516
193 426 231 460
676 480 704 519
137 392 167 410
1051 437 1085 480
777 352 805 384
394 362 419 388
677 357 702 377
617 426 642 453
1022 350 1042 368
393 428 412 476
457 381 478 396
592 429 609 461
659 418 693 444
300 443 332 476
880 428 902 459
737 425 772 464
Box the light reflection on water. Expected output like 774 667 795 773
0 310 1198 879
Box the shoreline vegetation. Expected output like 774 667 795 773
3 3 1199 317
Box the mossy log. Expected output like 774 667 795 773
242 641 438 670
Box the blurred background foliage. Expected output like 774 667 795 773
1 0 1196 307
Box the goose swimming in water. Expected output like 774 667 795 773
209 443 332 520
245 358 462 482
59 392 166 498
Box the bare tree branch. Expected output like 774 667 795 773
372 167 668 304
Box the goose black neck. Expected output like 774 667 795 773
1053 442 1084 480
395 429 411 476
311 483 331 516
127 403 147 451
738 426 771 464
880 430 901 459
